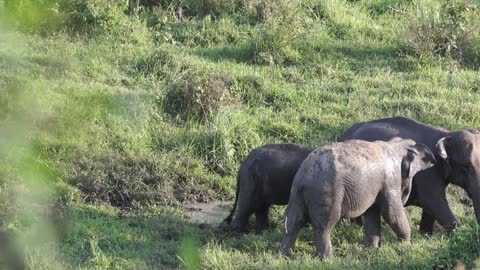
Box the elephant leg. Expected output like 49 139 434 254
419 195 459 233
280 203 306 256
352 216 364 226
314 229 333 259
231 205 253 233
363 207 381 247
381 199 411 241
414 170 460 233
310 204 340 259
419 211 435 235
255 206 270 233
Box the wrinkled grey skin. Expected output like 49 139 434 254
280 139 436 258
341 117 480 233
224 143 314 233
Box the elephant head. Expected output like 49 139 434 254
395 140 436 205
436 130 480 223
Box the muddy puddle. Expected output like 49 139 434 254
185 201 233 226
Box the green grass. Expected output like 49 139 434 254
1 0 480 269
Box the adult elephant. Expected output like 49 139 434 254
340 116 480 233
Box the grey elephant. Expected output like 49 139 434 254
224 143 314 233
340 117 480 233
280 138 436 258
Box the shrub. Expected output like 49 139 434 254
251 0 306 65
163 71 240 120
433 225 480 269
187 127 236 176
188 115 263 175
59 0 133 34
403 0 480 66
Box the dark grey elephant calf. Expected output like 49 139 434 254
224 144 314 233
280 139 436 258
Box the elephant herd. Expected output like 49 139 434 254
223 116 480 258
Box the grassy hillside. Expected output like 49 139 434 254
1 0 480 269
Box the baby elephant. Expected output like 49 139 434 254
280 138 436 258
224 143 314 233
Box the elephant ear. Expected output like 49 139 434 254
436 137 451 159
400 143 436 204
436 136 452 176
401 148 416 180
400 148 416 204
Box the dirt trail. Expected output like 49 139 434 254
185 201 233 226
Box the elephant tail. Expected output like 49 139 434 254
224 173 240 224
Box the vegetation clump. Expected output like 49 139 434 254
404 0 480 66
164 71 239 120
251 0 307 65
433 225 480 269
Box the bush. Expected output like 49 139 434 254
60 0 135 34
404 0 480 66
251 0 306 65
189 115 263 175
433 225 480 269
163 71 240 120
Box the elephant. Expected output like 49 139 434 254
340 116 480 233
224 143 314 233
280 138 436 258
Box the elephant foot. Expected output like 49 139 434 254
314 251 332 260
254 223 270 234
279 245 292 257
231 223 247 234
418 227 433 236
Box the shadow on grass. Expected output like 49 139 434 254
194 41 413 75
310 43 412 73
193 44 254 64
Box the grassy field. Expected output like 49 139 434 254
1 0 480 269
